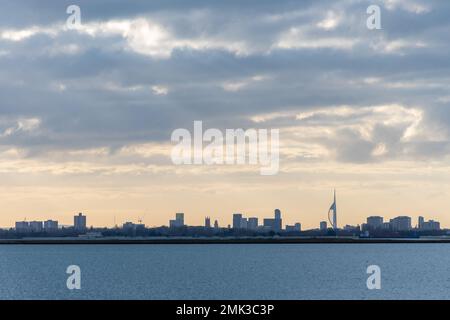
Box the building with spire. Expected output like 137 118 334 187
328 190 338 231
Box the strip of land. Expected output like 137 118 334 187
1 237 450 244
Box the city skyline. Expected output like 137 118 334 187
5 206 444 231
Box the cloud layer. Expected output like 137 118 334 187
1 0 450 227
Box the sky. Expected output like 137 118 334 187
0 0 450 229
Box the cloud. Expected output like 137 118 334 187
316 11 342 30
0 26 57 41
0 118 41 137
251 104 447 163
384 0 431 14
221 74 269 92
151 85 169 95
0 0 449 174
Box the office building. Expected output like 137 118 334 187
263 218 275 230
320 221 327 231
366 216 383 229
421 220 440 231
74 213 87 231
169 212 184 228
274 209 282 232
418 217 440 231
214 220 219 229
240 218 248 229
389 216 411 231
176 213 184 226
418 216 424 229
233 213 243 229
15 221 29 232
29 221 43 232
44 220 58 231
205 216 211 228
248 217 258 230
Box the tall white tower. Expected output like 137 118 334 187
328 189 337 231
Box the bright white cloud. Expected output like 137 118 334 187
316 11 341 30
1 26 57 41
275 27 357 50
151 85 169 95
1 118 41 137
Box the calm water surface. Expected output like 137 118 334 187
0 244 449 299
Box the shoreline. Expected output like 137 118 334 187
1 237 450 244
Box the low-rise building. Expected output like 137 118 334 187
285 223 301 232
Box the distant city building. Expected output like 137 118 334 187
366 216 384 230
123 222 135 230
232 213 243 229
15 221 29 232
263 209 282 231
43 220 58 231
240 217 248 229
285 223 301 232
205 216 211 228
74 213 87 231
214 220 219 229
248 217 258 230
122 222 145 231
274 209 282 232
418 216 424 229
389 216 411 231
169 212 185 228
176 213 184 225
320 221 327 231
263 218 274 230
327 190 338 230
417 216 440 231
29 221 43 232
343 225 360 232
422 220 440 231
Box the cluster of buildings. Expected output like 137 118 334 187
122 221 145 231
204 216 220 229
169 213 185 228
14 213 87 233
166 209 301 232
166 210 441 235
361 215 440 232
231 209 301 232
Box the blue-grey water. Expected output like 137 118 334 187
0 244 449 299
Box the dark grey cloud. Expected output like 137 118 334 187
0 0 449 164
